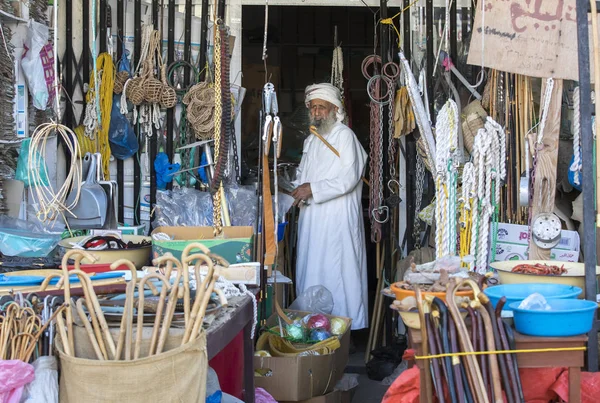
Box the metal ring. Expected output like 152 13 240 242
372 206 390 224
383 62 400 80
361 54 382 80
367 75 393 105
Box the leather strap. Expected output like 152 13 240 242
262 129 277 266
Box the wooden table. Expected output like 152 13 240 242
206 293 256 403
408 328 586 403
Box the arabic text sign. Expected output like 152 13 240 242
467 0 595 80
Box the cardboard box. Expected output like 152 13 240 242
280 390 341 403
254 310 351 402
494 222 580 251
151 226 254 264
493 242 580 263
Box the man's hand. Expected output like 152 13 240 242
292 183 312 203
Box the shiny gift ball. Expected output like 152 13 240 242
304 314 331 331
308 328 332 342
330 317 347 336
285 321 306 342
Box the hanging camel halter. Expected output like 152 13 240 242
261 83 278 266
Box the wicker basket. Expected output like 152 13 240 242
126 76 145 105
114 71 130 94
160 66 177 109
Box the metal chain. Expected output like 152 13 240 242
388 90 397 181
230 120 240 183
412 153 425 248
377 102 384 205
369 101 382 243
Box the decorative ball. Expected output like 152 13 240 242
304 314 331 331
285 320 306 342
308 328 332 342
254 350 272 357
330 317 348 336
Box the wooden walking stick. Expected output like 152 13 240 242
75 298 104 360
182 252 214 345
181 244 212 325
134 273 171 359
189 266 221 341
155 258 184 355
60 250 97 354
415 287 433 403
111 259 138 360
148 255 177 355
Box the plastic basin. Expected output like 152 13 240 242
391 281 474 302
508 299 598 337
490 260 600 298
484 283 582 311
59 235 152 269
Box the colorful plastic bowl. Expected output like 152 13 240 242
508 299 598 337
391 281 474 302
484 283 582 311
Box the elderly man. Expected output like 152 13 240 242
291 83 368 330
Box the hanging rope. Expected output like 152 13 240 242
83 53 114 179
434 99 459 259
212 26 223 236
570 87 582 186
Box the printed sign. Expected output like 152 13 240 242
467 0 597 80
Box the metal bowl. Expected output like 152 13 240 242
59 235 152 269
490 260 600 297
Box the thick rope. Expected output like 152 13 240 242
571 87 582 185
212 27 223 236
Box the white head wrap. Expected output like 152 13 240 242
305 83 346 123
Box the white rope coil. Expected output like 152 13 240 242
571 87 582 185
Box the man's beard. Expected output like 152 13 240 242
309 110 337 134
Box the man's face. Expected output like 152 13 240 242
308 99 337 133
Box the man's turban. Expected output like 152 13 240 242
305 83 346 123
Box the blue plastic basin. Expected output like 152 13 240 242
508 299 598 337
484 283 582 311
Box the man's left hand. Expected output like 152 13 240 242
292 183 312 202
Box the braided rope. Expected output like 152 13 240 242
212 27 223 236
434 100 459 258
571 87 582 185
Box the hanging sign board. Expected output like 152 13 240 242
467 0 595 80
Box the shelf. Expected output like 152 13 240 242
0 10 27 24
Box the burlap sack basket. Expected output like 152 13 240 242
56 325 207 403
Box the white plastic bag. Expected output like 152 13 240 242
289 285 334 314
20 356 58 403
518 293 551 311
21 20 49 110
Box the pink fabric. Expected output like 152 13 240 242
255 387 278 403
0 360 35 403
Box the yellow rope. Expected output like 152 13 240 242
212 27 223 237
85 52 114 179
380 0 420 48
415 346 587 361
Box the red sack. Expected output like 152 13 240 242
551 370 600 402
381 367 420 403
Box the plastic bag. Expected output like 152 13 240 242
16 138 49 187
0 216 61 257
109 95 138 160
275 193 295 222
289 285 334 314
226 185 258 227
0 360 35 403
381 361 409 386
153 188 214 228
518 293 551 310
20 356 59 403
335 373 360 391
21 20 50 110
255 388 278 403
154 153 180 190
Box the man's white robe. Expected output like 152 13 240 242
294 122 368 329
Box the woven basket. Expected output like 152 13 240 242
160 66 177 109
126 76 145 105
144 76 163 104
113 71 130 94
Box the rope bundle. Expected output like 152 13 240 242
183 81 216 140
82 52 114 179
